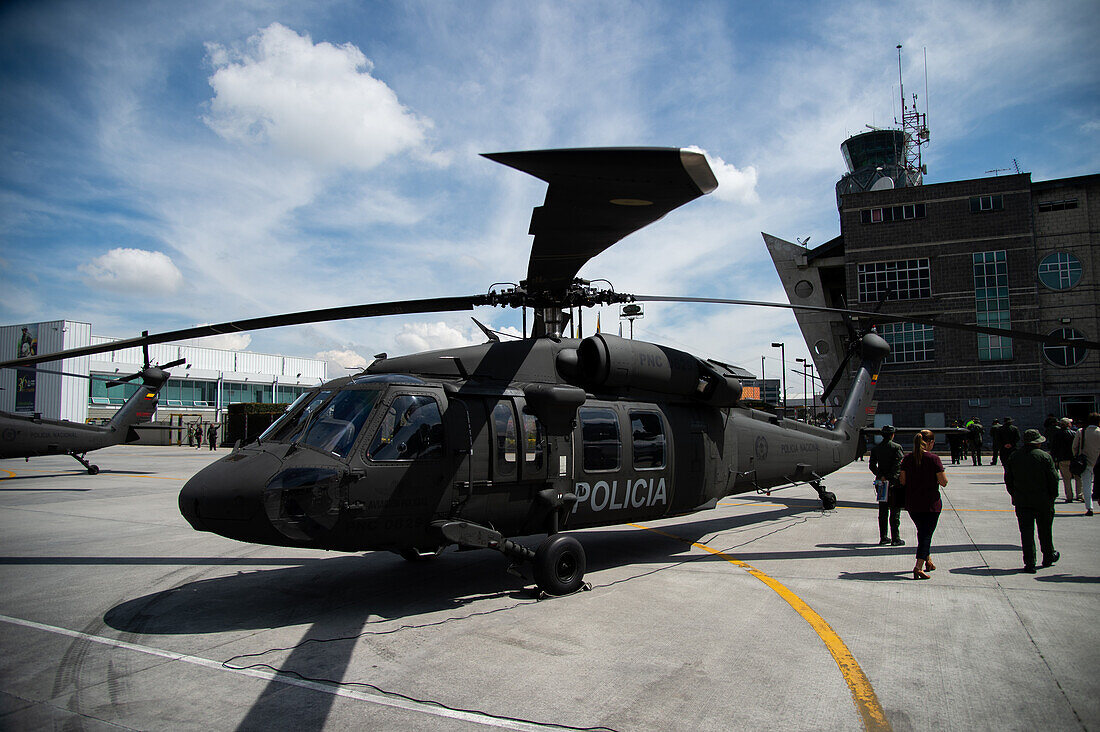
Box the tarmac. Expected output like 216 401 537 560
1 445 1097 731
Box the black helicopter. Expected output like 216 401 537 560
2 147 1093 595
0 347 184 474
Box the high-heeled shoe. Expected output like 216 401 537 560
924 560 936 572
913 568 930 580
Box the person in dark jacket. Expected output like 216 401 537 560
1049 417 1081 502
999 417 1020 466
1004 429 1059 573
947 421 964 465
967 419 984 466
869 425 906 546
989 419 1002 465
207 423 218 451
900 429 947 580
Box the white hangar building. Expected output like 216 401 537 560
1 320 328 424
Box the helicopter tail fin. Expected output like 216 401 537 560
105 368 171 433
834 333 890 451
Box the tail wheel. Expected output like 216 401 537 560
821 491 837 510
533 534 586 596
88 465 100 475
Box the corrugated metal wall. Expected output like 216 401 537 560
5 320 328 420
0 320 92 420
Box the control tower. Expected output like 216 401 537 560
835 46 929 208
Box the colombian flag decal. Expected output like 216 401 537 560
871 373 878 384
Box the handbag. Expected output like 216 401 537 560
1069 454 1087 476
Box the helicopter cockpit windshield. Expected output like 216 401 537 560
260 389 332 443
297 389 381 457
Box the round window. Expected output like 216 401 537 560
1037 252 1083 290
794 280 815 299
1042 328 1088 367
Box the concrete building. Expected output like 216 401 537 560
1 320 327 425
766 142 1098 429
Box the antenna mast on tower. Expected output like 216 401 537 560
896 44 930 180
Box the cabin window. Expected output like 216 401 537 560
580 407 621 472
491 401 518 479
630 410 666 470
522 411 546 476
299 389 380 457
366 394 443 461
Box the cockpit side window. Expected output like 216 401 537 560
299 389 380 457
366 394 443 461
262 390 331 443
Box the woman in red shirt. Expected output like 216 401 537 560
899 430 949 580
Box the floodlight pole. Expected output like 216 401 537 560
771 342 786 414
802 359 808 419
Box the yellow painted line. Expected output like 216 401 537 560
630 522 891 732
0 466 181 481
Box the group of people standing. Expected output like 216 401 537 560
869 412 1100 579
186 422 218 450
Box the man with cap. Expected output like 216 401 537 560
1049 417 1081 502
1004 429 1059 573
869 425 905 546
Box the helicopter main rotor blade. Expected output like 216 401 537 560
0 295 488 370
633 295 1100 350
484 148 717 295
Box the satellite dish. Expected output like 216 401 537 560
870 176 895 191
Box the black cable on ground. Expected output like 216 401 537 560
223 600 621 732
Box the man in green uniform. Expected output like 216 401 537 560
1005 429 1059 574
869 425 905 546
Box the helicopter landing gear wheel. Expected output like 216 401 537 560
533 534 586 596
810 479 836 510
71 452 99 475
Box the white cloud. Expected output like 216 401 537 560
316 348 369 375
204 23 438 170
686 147 759 205
79 248 183 294
190 331 252 351
394 321 480 353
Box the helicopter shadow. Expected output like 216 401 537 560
102 548 531 637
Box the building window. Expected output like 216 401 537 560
857 259 931 302
880 322 935 363
859 203 926 224
1038 199 1078 212
969 195 1004 213
1042 328 1088 367
974 251 1012 361
1037 252 1083 290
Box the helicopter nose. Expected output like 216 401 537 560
179 451 286 544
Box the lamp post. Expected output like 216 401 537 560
796 357 807 421
771 342 786 414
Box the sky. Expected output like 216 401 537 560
1 0 1098 390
